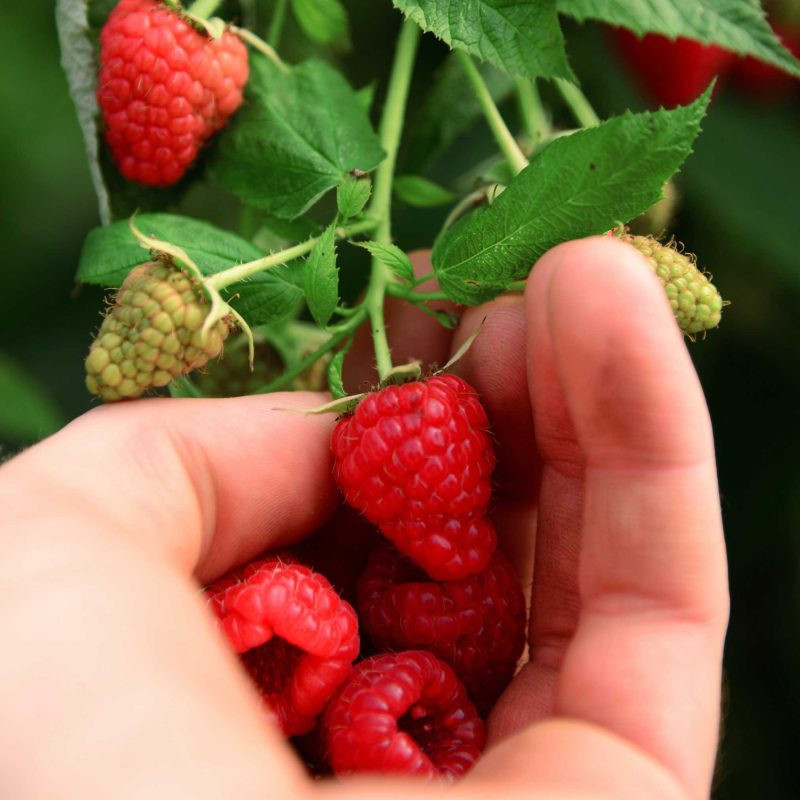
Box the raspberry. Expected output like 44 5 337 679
205 556 360 737
97 0 249 187
621 234 726 335
358 540 526 714
331 375 497 580
85 261 231 401
611 29 735 108
194 336 283 397
322 651 485 777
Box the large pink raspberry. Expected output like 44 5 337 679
205 556 360 737
322 651 485 777
97 0 249 187
331 375 497 580
358 540 526 714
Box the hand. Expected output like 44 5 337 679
0 237 728 800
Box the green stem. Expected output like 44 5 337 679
456 50 528 175
387 284 448 303
229 25 289 72
515 77 551 146
186 0 222 19
257 309 367 394
364 19 420 381
267 0 289 48
555 78 600 128
206 218 377 291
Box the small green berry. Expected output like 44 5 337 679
621 234 726 336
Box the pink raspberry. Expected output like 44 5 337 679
358 540 526 713
205 556 359 737
331 375 497 580
322 651 485 777
97 0 249 186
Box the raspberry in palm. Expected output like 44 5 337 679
331 375 497 580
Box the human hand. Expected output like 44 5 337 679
0 236 728 799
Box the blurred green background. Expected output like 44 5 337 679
1 2 799 796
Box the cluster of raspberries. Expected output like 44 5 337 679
205 376 527 777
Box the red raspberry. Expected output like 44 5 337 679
358 540 526 714
322 651 485 777
732 23 800 98
97 0 249 187
331 375 497 580
205 556 360 737
611 28 736 108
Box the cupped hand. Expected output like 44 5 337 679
0 237 728 800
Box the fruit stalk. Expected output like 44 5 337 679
457 50 529 175
555 77 600 128
515 76 551 146
204 218 377 292
186 0 223 19
267 0 289 46
364 18 420 381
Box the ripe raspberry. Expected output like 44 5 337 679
611 29 735 108
85 261 231 401
322 651 485 777
621 234 726 335
331 375 497 580
205 556 360 737
97 0 249 187
732 23 800 98
358 541 526 714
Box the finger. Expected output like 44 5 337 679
544 237 729 798
344 250 457 391
1 393 338 583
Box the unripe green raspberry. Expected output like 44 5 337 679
194 337 282 397
620 234 725 336
86 261 231 401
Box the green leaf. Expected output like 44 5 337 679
392 0 573 81
394 175 456 207
433 92 710 305
356 241 415 283
291 0 351 49
56 0 112 224
337 174 373 219
327 347 348 399
214 58 385 219
304 224 339 327
558 0 800 77
77 213 265 285
0 351 63 442
77 213 303 325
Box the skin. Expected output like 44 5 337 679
0 237 728 800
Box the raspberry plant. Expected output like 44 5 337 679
55 0 800 402
54 0 800 780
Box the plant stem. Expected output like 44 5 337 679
206 218 377 291
267 0 289 47
229 25 289 72
387 284 448 303
364 18 420 381
257 309 367 393
555 78 600 128
515 77 550 145
186 0 223 19
456 50 528 175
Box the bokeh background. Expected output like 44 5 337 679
1 2 798 796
